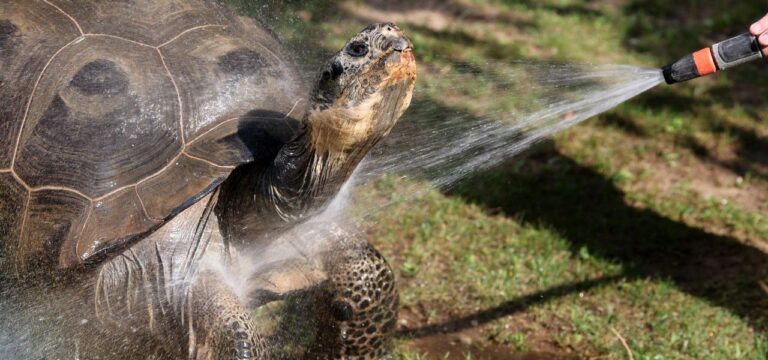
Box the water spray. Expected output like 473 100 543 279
663 32 766 84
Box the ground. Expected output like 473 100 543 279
229 1 768 358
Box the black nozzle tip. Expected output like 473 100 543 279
662 54 699 85
661 64 676 84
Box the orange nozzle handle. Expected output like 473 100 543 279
692 48 717 76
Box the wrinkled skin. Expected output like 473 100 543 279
10 23 415 359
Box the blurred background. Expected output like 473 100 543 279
228 1 768 358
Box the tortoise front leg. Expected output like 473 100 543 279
310 241 399 359
188 271 268 360
246 238 398 359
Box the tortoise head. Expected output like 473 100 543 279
308 23 416 154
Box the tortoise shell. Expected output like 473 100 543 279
0 0 307 274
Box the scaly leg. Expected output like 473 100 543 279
188 271 269 360
310 241 398 359
247 237 398 359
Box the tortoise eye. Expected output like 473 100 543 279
346 41 368 57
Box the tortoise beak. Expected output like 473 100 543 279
393 36 413 52
383 27 416 80
385 38 416 81
375 22 413 53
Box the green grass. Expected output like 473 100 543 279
226 0 768 358
362 176 766 359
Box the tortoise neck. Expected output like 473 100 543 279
215 114 373 247
272 116 370 209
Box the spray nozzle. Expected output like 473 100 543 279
663 32 765 84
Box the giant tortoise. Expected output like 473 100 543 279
0 0 416 358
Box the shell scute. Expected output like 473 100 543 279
14 37 181 198
78 188 160 262
137 154 231 220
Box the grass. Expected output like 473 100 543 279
226 0 768 358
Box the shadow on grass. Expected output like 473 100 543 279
375 80 768 339
397 275 623 338
385 94 768 338
440 149 768 333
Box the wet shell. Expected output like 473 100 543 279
0 0 307 273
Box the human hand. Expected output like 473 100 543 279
750 13 768 49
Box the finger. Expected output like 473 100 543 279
760 32 768 47
750 13 768 35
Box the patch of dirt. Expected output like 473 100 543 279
410 335 571 360
629 139 768 251
397 309 583 360
643 148 766 211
